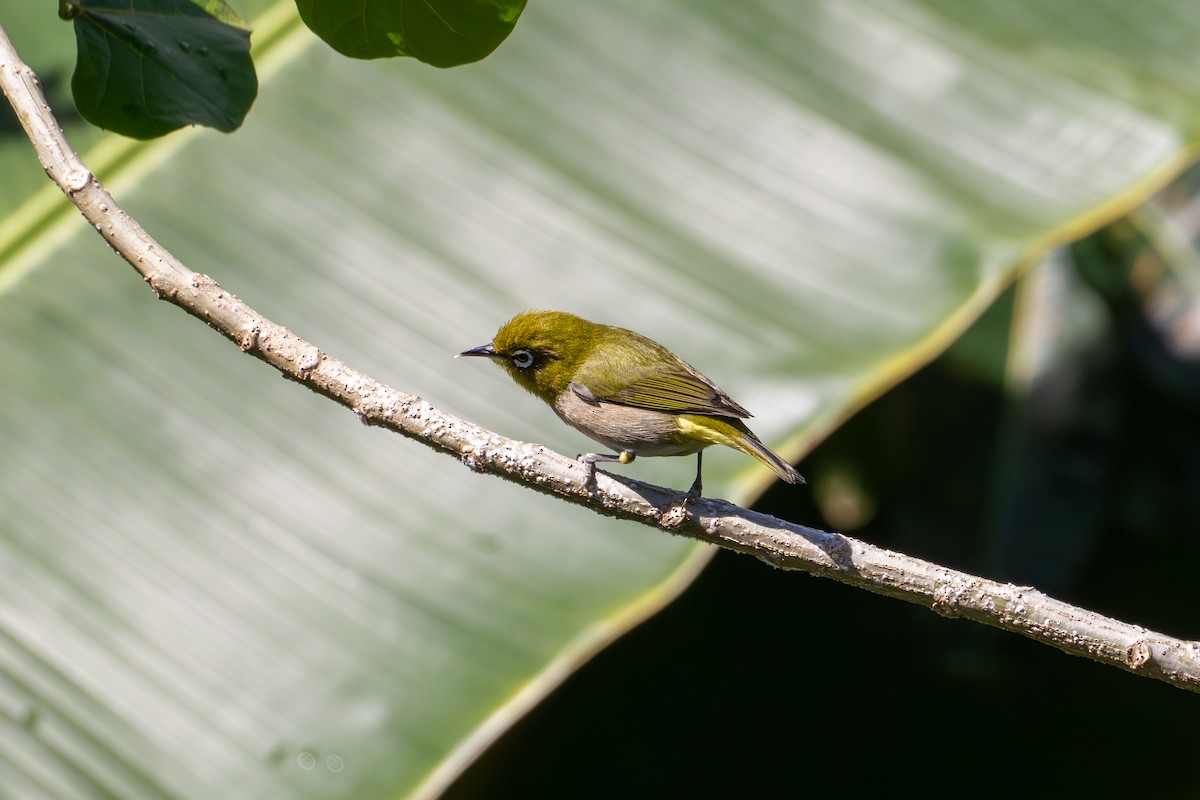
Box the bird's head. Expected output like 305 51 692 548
458 310 603 404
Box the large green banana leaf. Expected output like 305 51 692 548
2 1 1199 798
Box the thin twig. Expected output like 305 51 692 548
2 24 1198 692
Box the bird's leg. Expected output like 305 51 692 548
684 451 704 502
578 450 636 491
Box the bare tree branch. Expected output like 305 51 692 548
3 24 1198 693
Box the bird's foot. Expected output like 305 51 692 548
574 456 604 497
577 451 635 496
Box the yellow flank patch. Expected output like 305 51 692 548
676 415 740 448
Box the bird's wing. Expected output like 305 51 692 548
574 349 751 419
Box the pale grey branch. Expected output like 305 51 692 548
2 26 1197 692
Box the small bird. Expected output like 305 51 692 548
458 310 804 498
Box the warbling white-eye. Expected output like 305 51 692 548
459 310 805 498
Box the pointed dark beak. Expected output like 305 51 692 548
457 343 499 359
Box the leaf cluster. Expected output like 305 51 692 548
60 0 526 138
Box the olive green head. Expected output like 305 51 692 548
458 310 605 404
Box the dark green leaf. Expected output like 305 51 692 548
295 0 526 66
71 0 257 138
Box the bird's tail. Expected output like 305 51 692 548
734 427 806 485
678 415 805 484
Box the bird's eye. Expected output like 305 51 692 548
511 349 535 369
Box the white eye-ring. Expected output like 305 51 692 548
512 349 535 369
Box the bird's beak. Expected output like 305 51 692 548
456 343 499 359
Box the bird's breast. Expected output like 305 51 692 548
553 387 700 457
